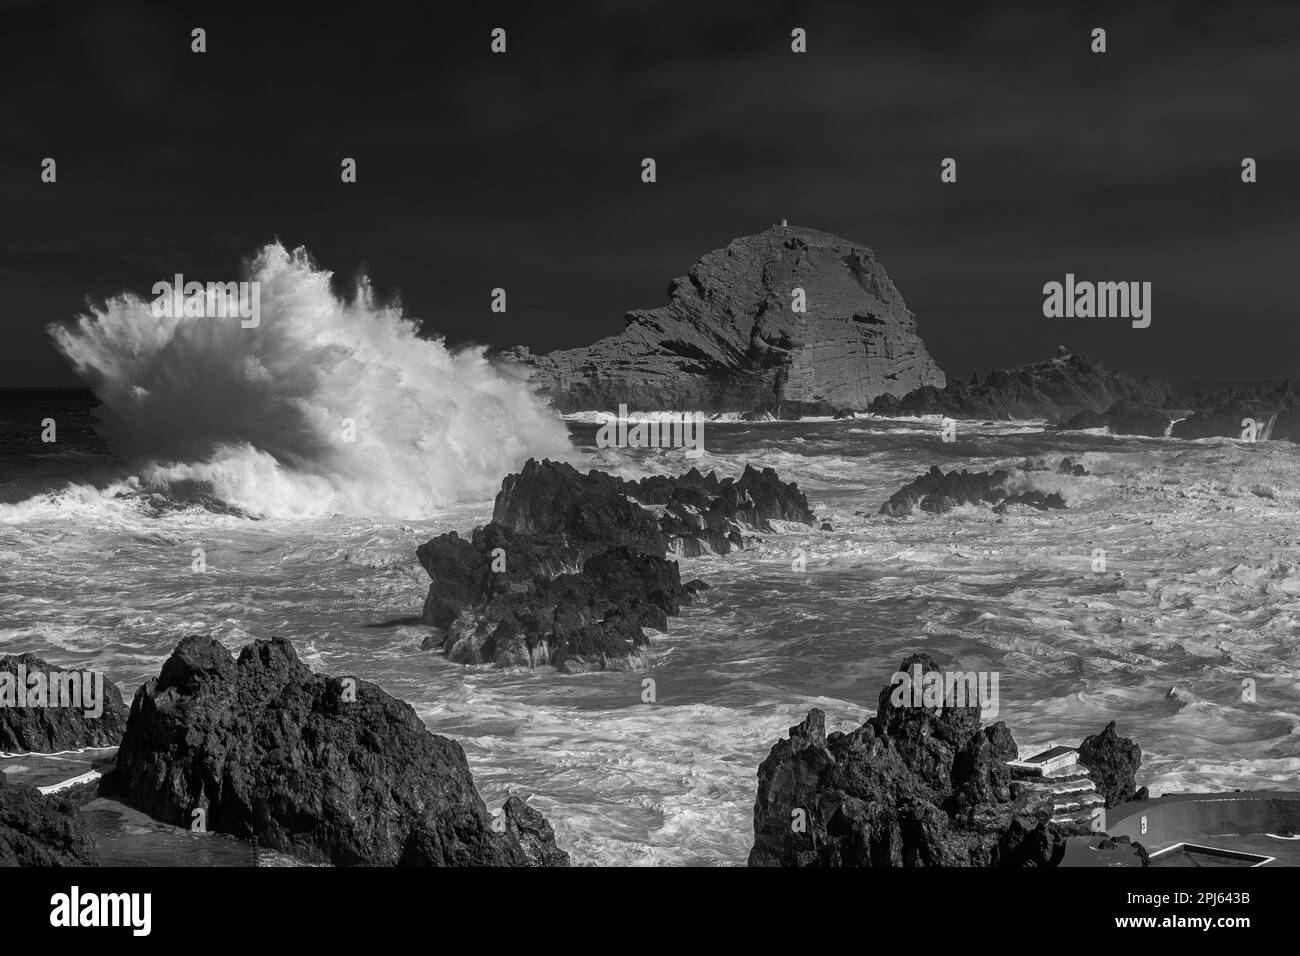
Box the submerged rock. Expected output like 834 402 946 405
0 654 128 753
508 225 945 413
748 653 1065 867
101 635 568 867
418 459 813 671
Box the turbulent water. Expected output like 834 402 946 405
2 247 1299 866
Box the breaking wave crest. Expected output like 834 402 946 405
46 242 570 518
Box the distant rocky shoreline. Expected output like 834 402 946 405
502 224 1299 440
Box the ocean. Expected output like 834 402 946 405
3 245 1298 865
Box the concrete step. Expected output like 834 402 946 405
1043 770 1093 784
1017 778 1099 799
1019 776 1097 793
1051 809 1101 828
1054 793 1106 814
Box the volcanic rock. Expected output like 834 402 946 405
101 635 568 867
879 466 1011 517
0 782 96 866
509 225 945 413
0 654 128 753
748 653 1065 866
880 465 1069 517
418 459 813 671
1077 720 1142 808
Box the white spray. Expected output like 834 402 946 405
49 243 571 518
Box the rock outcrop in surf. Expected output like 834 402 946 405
879 465 1066 517
0 654 128 753
0 775 97 866
870 352 1166 423
508 225 945 414
748 653 1065 867
101 635 568 867
418 458 814 671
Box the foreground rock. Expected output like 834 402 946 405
508 225 945 414
749 653 1065 866
101 635 568 867
419 458 813 671
869 352 1166 424
879 465 1065 517
0 654 128 753
0 775 96 866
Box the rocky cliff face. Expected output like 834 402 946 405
511 225 945 413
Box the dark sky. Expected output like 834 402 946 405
3 0 1298 387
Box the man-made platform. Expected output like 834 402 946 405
1064 791 1300 867
1008 745 1079 777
